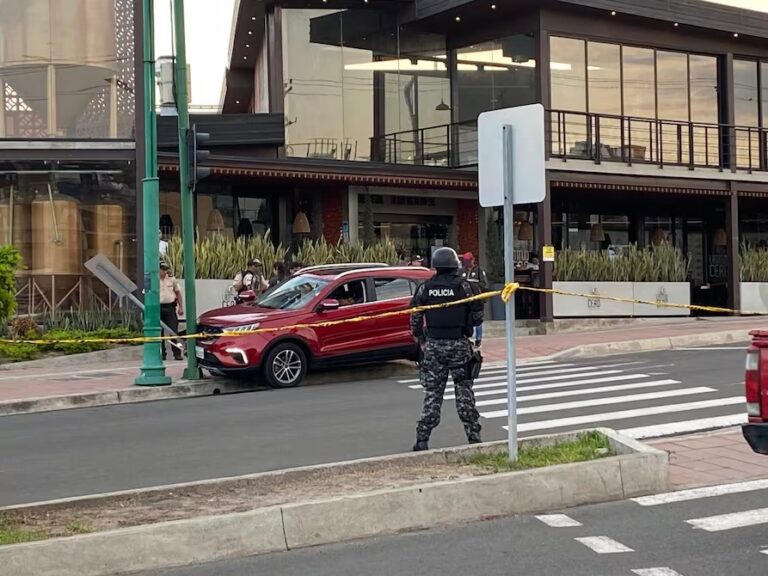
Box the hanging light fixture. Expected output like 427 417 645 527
435 99 451 111
206 209 225 233
589 223 605 243
713 228 728 247
651 228 667 246
517 220 533 241
293 210 311 235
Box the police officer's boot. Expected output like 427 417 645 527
413 440 429 452
467 434 482 445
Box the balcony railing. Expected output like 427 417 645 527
370 109 768 174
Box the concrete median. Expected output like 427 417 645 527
0 428 668 576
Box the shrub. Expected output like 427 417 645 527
554 243 689 282
0 342 41 362
42 307 142 333
740 243 768 282
8 316 41 339
0 246 21 325
40 328 140 355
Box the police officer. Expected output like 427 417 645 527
410 247 483 451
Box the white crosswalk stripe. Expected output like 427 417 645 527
633 479 768 507
399 360 744 439
535 514 582 527
687 508 768 532
632 569 685 576
574 536 634 553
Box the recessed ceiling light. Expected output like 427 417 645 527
491 3 497 8
733 32 739 37
246 44 250 48
248 31 252 35
455 16 461 21
235 100 240 104
243 56 247 60
674 22 679 27
251 16 256 20
611 10 617 15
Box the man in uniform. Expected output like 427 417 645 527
159 261 184 361
410 247 484 451
461 252 488 348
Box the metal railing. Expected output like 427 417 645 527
370 109 768 173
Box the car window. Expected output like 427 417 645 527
255 275 328 310
374 278 413 301
328 280 367 307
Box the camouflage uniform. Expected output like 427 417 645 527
411 273 483 445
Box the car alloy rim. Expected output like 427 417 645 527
273 349 302 384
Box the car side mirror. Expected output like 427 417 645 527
237 290 257 303
318 299 340 312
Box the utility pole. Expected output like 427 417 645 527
172 0 202 380
136 0 171 386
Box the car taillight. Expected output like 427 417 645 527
746 348 761 416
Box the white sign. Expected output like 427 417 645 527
477 104 546 207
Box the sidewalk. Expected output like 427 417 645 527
0 316 761 412
481 316 762 362
648 428 768 488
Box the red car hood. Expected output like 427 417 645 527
198 305 303 328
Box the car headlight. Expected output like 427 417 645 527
223 323 260 336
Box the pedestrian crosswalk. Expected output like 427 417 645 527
397 359 746 440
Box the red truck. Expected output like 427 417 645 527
743 330 768 454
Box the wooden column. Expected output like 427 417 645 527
537 176 553 322
726 184 740 313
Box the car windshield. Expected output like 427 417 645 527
255 275 328 310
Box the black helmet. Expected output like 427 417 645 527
431 247 461 270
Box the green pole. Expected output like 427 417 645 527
173 0 202 380
136 0 171 386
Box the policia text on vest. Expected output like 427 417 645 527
410 247 484 452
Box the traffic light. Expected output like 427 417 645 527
187 124 211 192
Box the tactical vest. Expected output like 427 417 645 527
423 274 471 340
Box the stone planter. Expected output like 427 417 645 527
633 282 690 316
177 279 236 317
740 282 768 314
553 281 691 317
553 282 634 317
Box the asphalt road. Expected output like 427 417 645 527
0 347 745 506
136 479 768 576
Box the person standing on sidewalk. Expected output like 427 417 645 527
159 261 184 361
461 252 488 348
410 247 484 451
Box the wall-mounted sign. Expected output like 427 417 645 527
542 245 555 262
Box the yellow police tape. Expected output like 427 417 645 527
2 283 763 346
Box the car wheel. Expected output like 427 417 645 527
264 342 308 388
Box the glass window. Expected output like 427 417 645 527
657 51 689 164
456 35 537 122
762 62 768 129
328 280 367 306
374 277 413 300
622 47 656 162
256 276 328 310
734 59 760 169
0 0 135 139
550 37 587 158
587 42 622 156
689 55 719 166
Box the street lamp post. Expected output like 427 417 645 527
135 0 171 386
173 0 202 380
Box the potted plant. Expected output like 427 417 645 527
553 244 690 317
740 243 768 313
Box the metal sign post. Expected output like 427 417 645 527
478 104 546 463
502 125 518 461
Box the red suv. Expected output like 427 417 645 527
196 264 434 387
744 330 768 455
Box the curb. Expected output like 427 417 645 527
548 328 751 360
0 428 668 576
